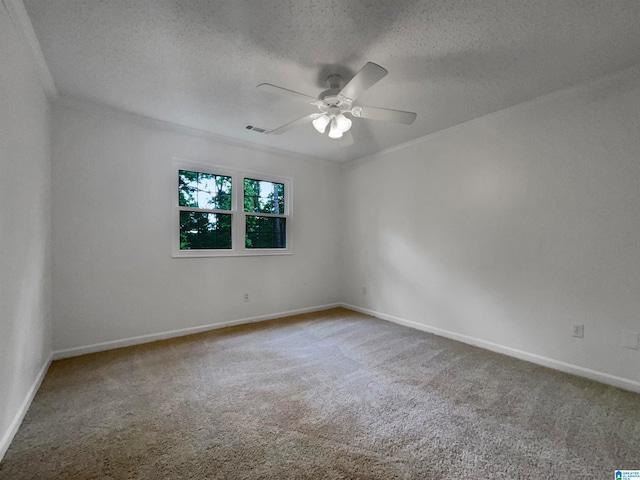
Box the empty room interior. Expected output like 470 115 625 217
1 1 640 478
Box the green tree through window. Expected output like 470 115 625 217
244 178 286 249
174 164 290 256
179 170 232 249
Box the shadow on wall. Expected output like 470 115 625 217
1 240 49 427
371 230 513 342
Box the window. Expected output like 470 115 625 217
244 178 286 249
173 160 291 257
179 171 232 250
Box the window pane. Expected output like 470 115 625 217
179 170 231 210
244 178 285 214
180 211 232 249
245 216 286 249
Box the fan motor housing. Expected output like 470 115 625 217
318 73 345 105
320 93 340 106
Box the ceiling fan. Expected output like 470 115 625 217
257 62 417 146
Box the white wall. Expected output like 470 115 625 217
0 5 52 458
51 101 344 353
342 66 640 388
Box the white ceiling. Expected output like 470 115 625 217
22 0 640 162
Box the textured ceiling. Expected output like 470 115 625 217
22 0 640 162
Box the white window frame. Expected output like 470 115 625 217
172 158 292 257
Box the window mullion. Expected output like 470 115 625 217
244 212 288 219
235 174 245 252
179 206 232 214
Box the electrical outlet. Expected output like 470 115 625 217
243 293 250 302
572 324 584 338
362 286 367 295
622 331 640 350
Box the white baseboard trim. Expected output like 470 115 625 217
0 352 52 462
52 303 342 360
341 303 640 394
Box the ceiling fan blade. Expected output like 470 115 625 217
257 83 317 104
269 114 318 135
357 106 417 125
338 62 388 102
338 129 354 147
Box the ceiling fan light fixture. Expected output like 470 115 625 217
335 113 352 132
328 117 343 139
258 62 416 143
312 114 330 133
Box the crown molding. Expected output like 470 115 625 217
343 62 640 168
55 95 336 166
2 0 57 99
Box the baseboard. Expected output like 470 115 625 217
0 352 52 462
341 303 640 394
52 303 342 360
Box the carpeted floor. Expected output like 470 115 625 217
1 307 639 479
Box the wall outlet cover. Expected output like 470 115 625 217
572 324 584 338
622 331 640 350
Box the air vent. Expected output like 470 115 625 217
245 125 271 134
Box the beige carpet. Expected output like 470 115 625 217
1 308 639 479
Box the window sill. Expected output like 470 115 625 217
172 250 293 258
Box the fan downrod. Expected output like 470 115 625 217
317 74 344 106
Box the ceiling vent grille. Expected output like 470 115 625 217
245 124 271 134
